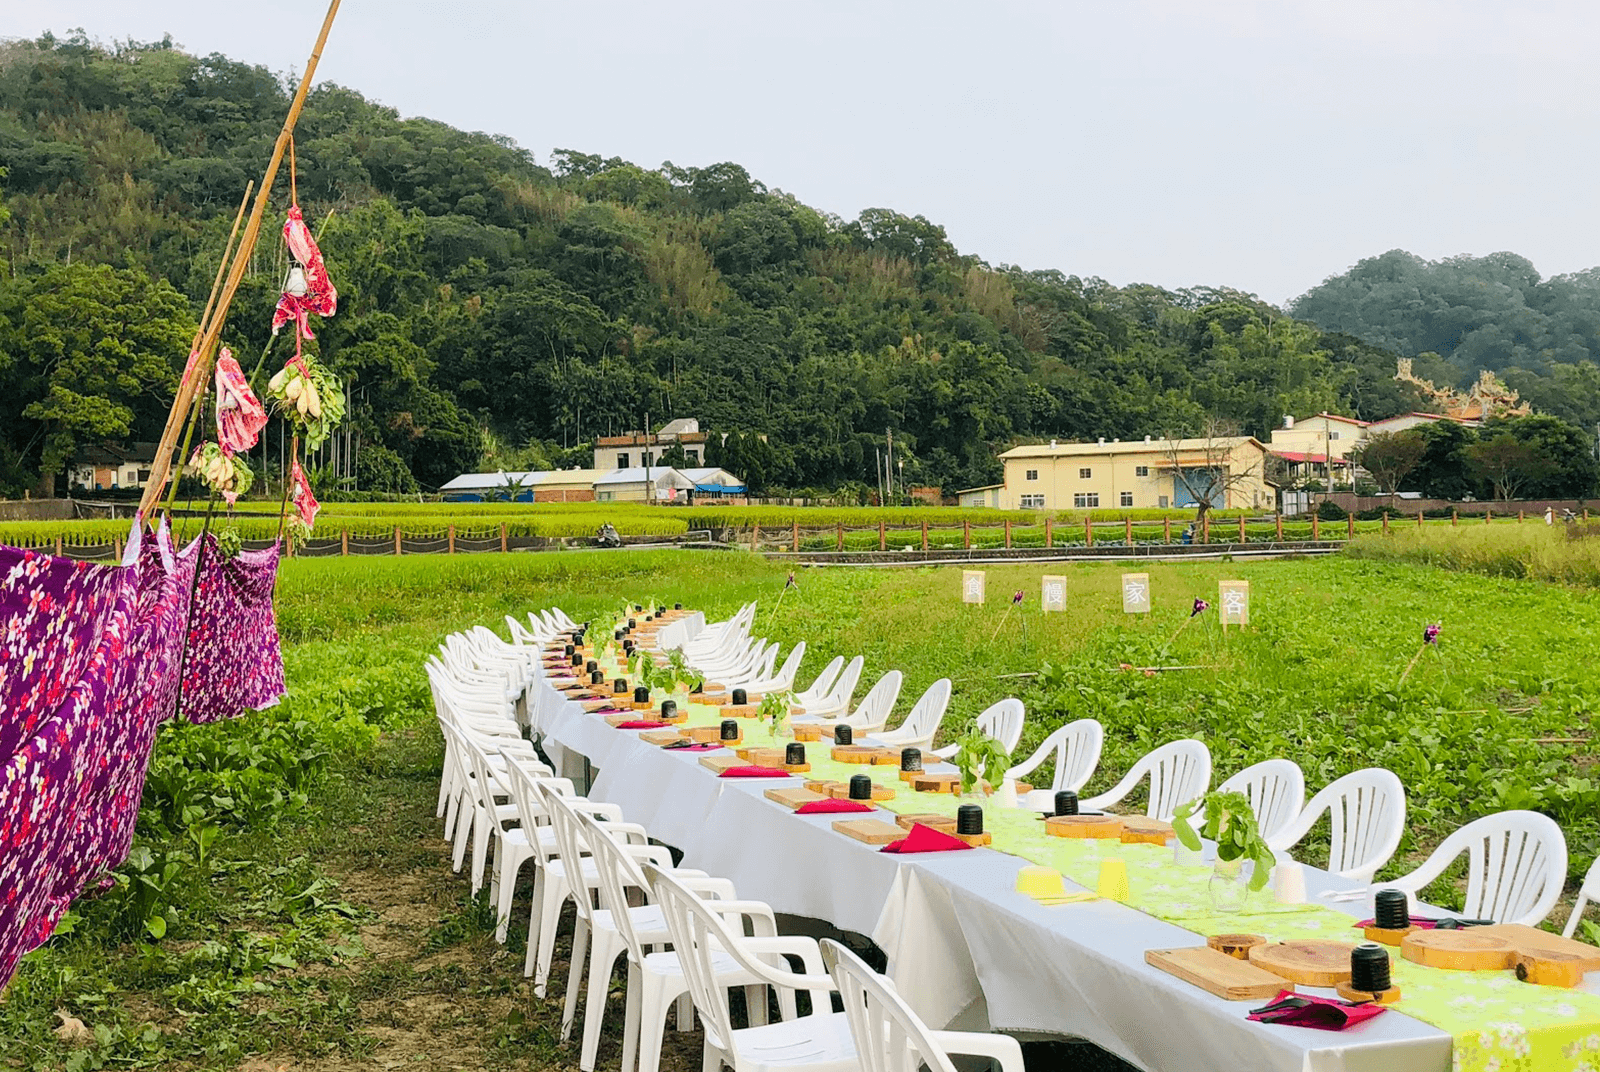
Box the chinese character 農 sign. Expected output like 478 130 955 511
962 570 986 604
1042 575 1066 613
1122 572 1151 614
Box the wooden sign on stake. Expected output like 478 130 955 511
1218 580 1250 629
1041 575 1066 613
962 570 986 605
1122 572 1151 614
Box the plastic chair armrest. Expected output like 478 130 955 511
929 1031 1026 1072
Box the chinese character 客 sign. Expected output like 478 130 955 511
1219 580 1250 628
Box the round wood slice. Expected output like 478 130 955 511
1207 933 1266 961
1045 815 1124 840
1362 925 1416 947
1401 930 1516 971
1120 816 1175 845
1516 951 1585 988
1249 941 1357 987
1335 981 1402 1004
830 745 880 764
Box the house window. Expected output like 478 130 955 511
1020 494 1045 508
1079 467 1092 479
1073 493 1100 508
598 491 614 502
1330 431 1340 441
641 451 654 468
1159 495 1169 508
616 453 630 469
1120 491 1134 507
138 469 151 482
1135 465 1149 477
1025 469 1039 481
686 449 700 465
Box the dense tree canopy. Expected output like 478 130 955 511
0 33 1591 499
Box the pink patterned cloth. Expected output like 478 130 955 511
0 520 284 988
270 205 337 356
290 457 319 528
214 348 267 457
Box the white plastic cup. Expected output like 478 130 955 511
1273 861 1307 904
1173 841 1205 867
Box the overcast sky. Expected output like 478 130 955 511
5 0 1598 305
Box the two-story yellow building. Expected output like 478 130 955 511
996 437 1271 511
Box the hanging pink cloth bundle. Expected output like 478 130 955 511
290 457 320 528
213 348 267 458
270 206 338 357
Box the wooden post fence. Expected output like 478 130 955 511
878 520 886 551
921 520 928 551
837 524 844 551
1275 514 1283 540
1044 518 1053 547
1417 511 1424 528
1312 514 1320 541
1126 517 1134 545
1085 517 1094 547
1485 509 1492 525
1518 510 1525 523
1382 512 1389 535
447 525 456 554
1004 519 1012 548
341 529 349 555
500 523 508 553
792 521 799 552
54 536 63 556
1202 515 1210 544
963 520 970 548
1346 513 1355 540
1452 510 1459 527
751 523 760 551
1164 518 1171 543
394 526 402 555
1238 515 1246 543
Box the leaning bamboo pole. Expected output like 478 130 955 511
139 0 343 516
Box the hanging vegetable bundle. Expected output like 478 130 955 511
187 442 255 505
267 354 345 450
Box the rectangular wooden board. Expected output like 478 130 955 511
724 704 760 718
685 725 731 745
764 787 828 810
640 730 685 746
1145 947 1290 1001
1475 924 1600 972
792 724 822 742
699 754 746 774
736 747 786 768
832 818 904 845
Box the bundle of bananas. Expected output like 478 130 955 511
267 353 345 450
187 442 255 500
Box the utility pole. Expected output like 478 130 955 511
886 428 894 505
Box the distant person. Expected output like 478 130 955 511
1546 507 1554 525
1181 523 1194 545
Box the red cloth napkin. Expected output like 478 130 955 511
796 799 874 814
594 707 630 715
719 766 792 778
614 720 669 730
663 742 723 752
1247 990 1387 1031
881 823 974 854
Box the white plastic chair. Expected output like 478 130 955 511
1007 718 1104 812
930 698 1025 760
1080 739 1211 822
645 864 853 1072
1217 759 1306 843
1267 768 1406 882
837 671 904 734
1563 855 1600 939
792 656 844 708
873 679 953 752
794 656 863 720
820 939 1024 1072
1378 811 1566 926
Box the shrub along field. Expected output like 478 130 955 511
2 548 1598 1070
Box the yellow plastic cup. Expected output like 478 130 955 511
1015 866 1066 899
1096 857 1130 902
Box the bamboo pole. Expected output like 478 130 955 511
139 0 344 516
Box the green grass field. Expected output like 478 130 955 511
3 547 1598 1069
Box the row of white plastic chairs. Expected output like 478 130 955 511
430 607 1028 1072
437 605 1600 1072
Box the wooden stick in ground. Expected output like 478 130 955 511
1397 643 1428 687
138 0 343 516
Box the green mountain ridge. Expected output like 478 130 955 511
0 31 1592 499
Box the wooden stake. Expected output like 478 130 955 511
139 0 344 515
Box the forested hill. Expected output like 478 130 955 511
1290 252 1600 431
0 33 1552 498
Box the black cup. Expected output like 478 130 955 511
614 678 628 694
591 670 605 685
571 653 583 666
1350 943 1391 992
564 643 575 657
786 743 806 766
720 719 740 741
586 659 598 674
615 629 625 641
691 681 703 694
634 604 643 612
675 602 683 610
731 688 748 706
848 774 873 800
956 804 984 835
658 605 667 615
646 615 654 622
834 725 853 746
1374 889 1409 930
1054 791 1079 816
623 640 635 654
900 748 923 773
661 700 677 719
628 618 638 628
633 686 650 705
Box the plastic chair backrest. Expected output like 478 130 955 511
1563 855 1600 938
1012 718 1104 794
821 656 865 710
975 698 1026 756
1218 759 1306 842
1271 768 1405 881
796 656 844 704
541 785 598 930
1083 739 1211 821
768 642 807 689
578 809 651 960
645 864 741 1057
501 756 571 867
892 679 952 741
1406 810 1566 925
848 671 904 728
820 938 956 1072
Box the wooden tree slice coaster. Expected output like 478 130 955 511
1249 940 1358 986
895 813 956 833
738 748 786 768
792 724 822 742
911 773 961 794
1335 982 1402 1004
724 704 760 718
1476 924 1600 972
952 830 992 847
899 769 929 782
1120 816 1175 845
1362 925 1416 947
784 762 811 773
1207 933 1266 961
1516 951 1586 988
1045 815 1125 840
684 725 725 744
868 750 903 766
831 746 881 764
1401 930 1516 971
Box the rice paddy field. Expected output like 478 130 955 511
3 540 1599 1070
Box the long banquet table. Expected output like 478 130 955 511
533 670 1599 1072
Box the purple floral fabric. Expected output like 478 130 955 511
0 520 284 989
